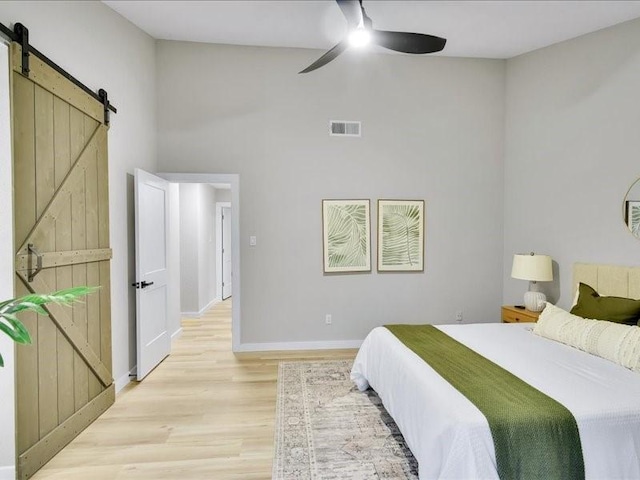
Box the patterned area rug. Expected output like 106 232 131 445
272 360 418 479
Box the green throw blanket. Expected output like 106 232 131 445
385 324 585 480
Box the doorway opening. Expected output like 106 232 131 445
159 173 241 352
216 202 232 301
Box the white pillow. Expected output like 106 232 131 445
533 302 640 372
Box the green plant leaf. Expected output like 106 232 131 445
51 286 99 303
0 352 3 368
4 316 32 343
6 301 48 316
0 318 31 344
0 286 98 367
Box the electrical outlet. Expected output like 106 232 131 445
455 311 463 323
325 314 332 325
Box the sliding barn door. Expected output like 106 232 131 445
11 43 114 479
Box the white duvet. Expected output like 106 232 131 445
351 323 640 480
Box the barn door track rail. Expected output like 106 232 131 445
0 21 117 125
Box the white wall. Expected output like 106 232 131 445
503 17 640 308
168 183 182 339
179 183 218 315
216 188 231 203
157 41 506 345
0 40 16 480
179 183 200 312
626 177 640 200
199 185 217 310
0 0 157 392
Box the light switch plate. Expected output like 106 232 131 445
249 235 257 246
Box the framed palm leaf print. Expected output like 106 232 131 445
322 199 371 273
377 200 425 272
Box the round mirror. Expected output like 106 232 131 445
623 177 640 239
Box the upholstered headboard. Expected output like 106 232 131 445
573 263 640 300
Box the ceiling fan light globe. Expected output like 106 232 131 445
349 28 371 48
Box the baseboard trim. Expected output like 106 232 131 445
116 328 182 392
171 327 183 342
235 339 363 352
181 297 221 318
115 366 136 393
0 466 15 480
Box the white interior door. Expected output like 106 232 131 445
222 206 232 300
134 168 171 380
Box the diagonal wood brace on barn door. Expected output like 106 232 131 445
14 124 113 388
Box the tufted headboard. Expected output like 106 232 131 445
573 263 640 300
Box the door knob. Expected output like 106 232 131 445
141 281 154 288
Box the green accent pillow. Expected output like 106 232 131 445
570 282 640 325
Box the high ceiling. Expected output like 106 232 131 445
103 1 640 59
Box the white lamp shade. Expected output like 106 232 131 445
511 254 553 282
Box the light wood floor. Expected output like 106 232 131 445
33 300 357 479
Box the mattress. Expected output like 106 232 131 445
351 323 640 479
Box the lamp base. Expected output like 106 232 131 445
524 291 546 312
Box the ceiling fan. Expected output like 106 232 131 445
299 0 447 74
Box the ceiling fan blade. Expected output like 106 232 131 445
336 0 363 29
299 41 349 74
372 30 447 54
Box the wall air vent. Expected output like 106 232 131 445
329 120 361 137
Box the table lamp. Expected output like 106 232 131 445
511 253 553 312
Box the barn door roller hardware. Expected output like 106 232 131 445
98 89 110 126
14 22 29 75
0 21 118 125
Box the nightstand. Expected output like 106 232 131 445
501 305 541 323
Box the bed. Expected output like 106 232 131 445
350 263 640 479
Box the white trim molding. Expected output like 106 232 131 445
215 201 231 302
0 466 16 480
171 327 183 342
181 296 220 318
115 367 137 393
235 339 363 352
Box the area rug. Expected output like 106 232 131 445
272 360 418 479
